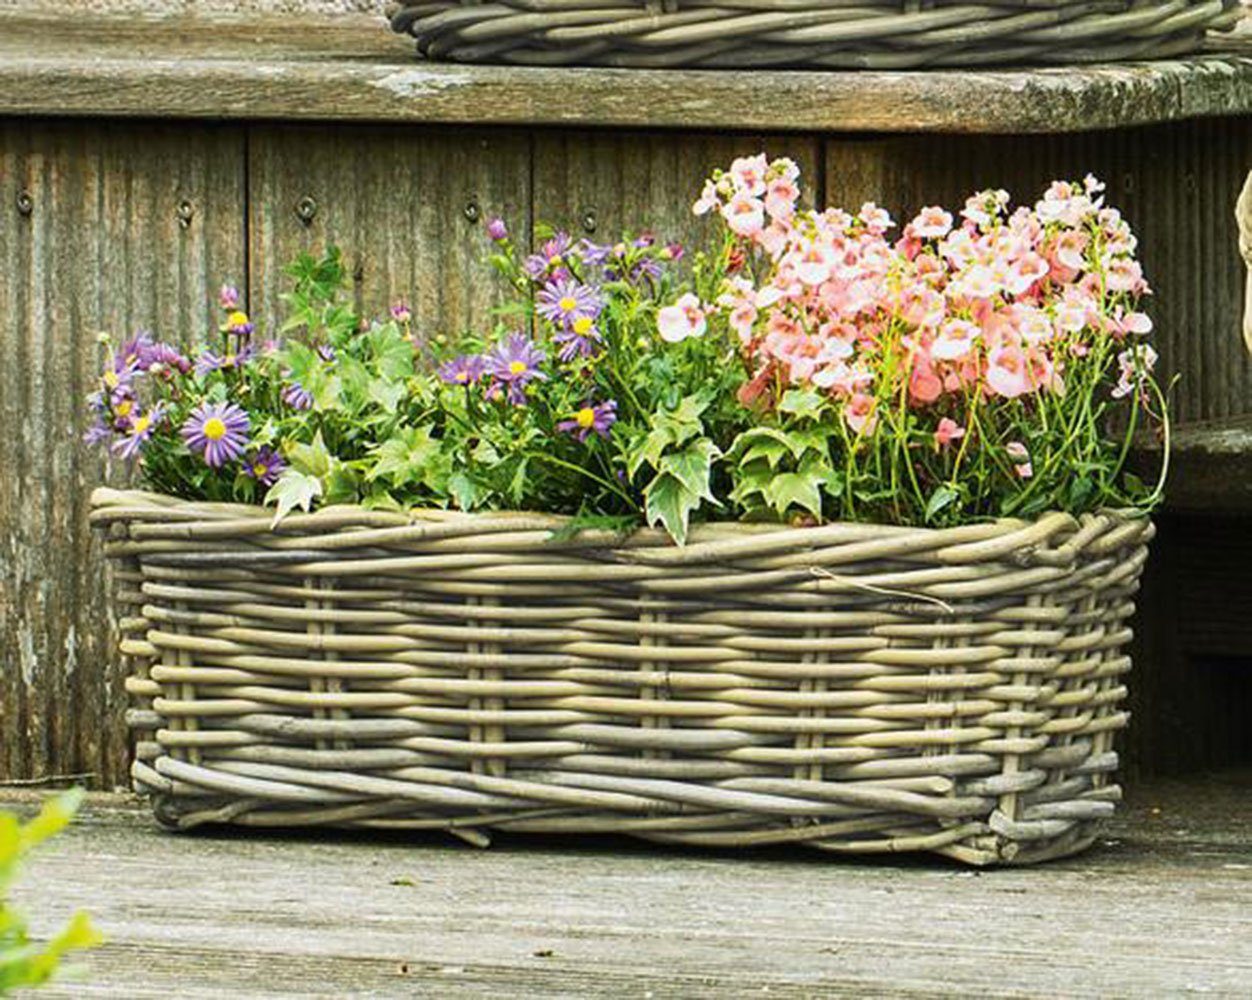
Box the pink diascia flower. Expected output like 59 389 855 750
843 392 877 435
909 206 954 240
934 417 965 448
1005 440 1033 478
986 346 1033 398
657 294 707 343
723 193 766 239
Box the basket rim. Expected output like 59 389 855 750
88 485 1154 557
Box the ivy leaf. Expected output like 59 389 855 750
658 438 720 504
644 471 701 546
265 469 323 526
778 388 826 422
367 425 446 492
729 460 774 511
368 323 415 381
288 431 333 479
765 470 824 518
448 471 478 511
925 485 961 522
368 377 406 412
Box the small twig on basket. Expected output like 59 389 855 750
808 566 955 615
0 772 97 788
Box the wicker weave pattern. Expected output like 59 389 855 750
93 487 1152 865
388 0 1241 68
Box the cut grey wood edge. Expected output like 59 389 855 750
0 12 1250 133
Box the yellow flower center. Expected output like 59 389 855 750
558 296 577 313
132 414 151 434
202 417 227 441
224 354 236 366
253 462 268 476
115 399 133 418
103 371 119 389
226 310 249 328
576 407 596 429
508 360 527 375
572 316 594 336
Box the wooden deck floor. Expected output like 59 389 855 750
9 770 1251 998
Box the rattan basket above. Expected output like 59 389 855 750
388 0 1241 68
95 487 1153 866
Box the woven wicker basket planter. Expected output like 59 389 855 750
388 0 1240 69
93 487 1153 866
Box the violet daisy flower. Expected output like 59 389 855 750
147 342 191 375
244 446 286 486
219 284 241 310
579 240 613 266
536 278 602 329
112 404 163 460
557 400 617 443
553 315 603 362
114 332 155 376
438 354 486 386
486 218 508 242
317 344 336 362
484 333 546 405
522 254 549 280
542 232 573 261
181 401 250 468
390 302 412 324
282 381 314 410
195 345 254 378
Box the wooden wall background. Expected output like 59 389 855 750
2 116 1249 787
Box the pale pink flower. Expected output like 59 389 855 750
910 206 954 240
1054 230 1089 272
986 346 1033 398
1006 253 1049 294
1006 441 1029 461
657 293 706 343
934 417 965 448
1113 308 1153 337
758 222 791 258
859 203 894 235
723 193 765 238
1015 462 1034 479
693 179 720 216
793 242 833 286
729 154 768 196
909 352 944 404
931 319 979 361
765 178 800 221
1104 257 1144 293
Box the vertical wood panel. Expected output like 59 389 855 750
248 125 532 339
531 132 823 257
824 119 1252 423
0 120 245 787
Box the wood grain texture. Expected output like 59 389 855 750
247 125 531 338
0 121 246 789
824 119 1252 423
1 12 1251 133
8 773 1252 998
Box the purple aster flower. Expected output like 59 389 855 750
112 332 155 378
579 240 613 266
83 421 111 447
112 404 163 460
522 254 548 280
553 315 603 362
536 279 602 329
390 301 412 324
182 401 250 468
244 446 286 486
486 218 508 242
146 342 191 375
223 309 253 339
438 354 486 386
633 233 656 249
282 381 314 410
630 258 663 282
662 241 684 261
317 344 336 362
194 345 254 378
484 332 546 405
219 284 241 310
557 400 617 443
542 232 573 261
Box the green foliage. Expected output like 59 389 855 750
0 790 101 995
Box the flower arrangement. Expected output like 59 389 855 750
86 154 1166 543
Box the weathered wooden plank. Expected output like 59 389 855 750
531 133 822 257
824 119 1252 422
1 12 1251 134
247 125 531 338
9 776 1252 998
0 120 246 788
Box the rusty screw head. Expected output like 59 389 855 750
295 195 319 226
463 200 480 223
15 191 33 217
175 200 195 229
581 208 597 234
